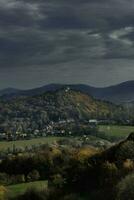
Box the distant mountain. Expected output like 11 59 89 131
93 80 134 104
0 88 21 96
1 81 134 104
69 81 134 104
0 84 64 99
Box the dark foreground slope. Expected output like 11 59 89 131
2 133 134 200
54 132 134 200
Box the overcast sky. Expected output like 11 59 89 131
1 0 134 89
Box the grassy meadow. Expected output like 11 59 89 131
7 181 48 197
0 137 64 151
99 125 134 140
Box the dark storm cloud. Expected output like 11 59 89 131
0 29 107 67
0 0 134 88
1 0 134 30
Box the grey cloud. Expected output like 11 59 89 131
0 29 107 68
1 0 134 30
1 59 134 89
0 0 134 88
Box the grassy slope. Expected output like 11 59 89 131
0 137 64 151
7 181 48 197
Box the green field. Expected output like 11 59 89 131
7 180 48 197
99 125 134 140
0 137 64 151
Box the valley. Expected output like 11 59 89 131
0 84 133 200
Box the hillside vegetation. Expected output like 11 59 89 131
0 89 123 134
0 133 134 199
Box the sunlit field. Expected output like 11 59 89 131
7 181 48 197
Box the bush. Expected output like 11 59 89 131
27 170 40 182
116 141 134 161
0 173 10 185
12 175 25 184
116 173 134 200
50 174 65 189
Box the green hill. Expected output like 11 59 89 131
0 88 124 134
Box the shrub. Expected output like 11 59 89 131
116 173 134 200
100 161 118 186
0 173 10 185
116 141 134 161
123 159 134 172
27 170 40 182
50 174 65 189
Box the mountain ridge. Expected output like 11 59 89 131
1 80 134 104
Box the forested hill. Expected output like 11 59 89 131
0 88 123 133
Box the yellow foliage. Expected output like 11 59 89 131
0 186 7 200
51 147 62 157
76 147 98 161
103 161 117 171
123 159 134 170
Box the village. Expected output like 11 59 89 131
0 119 99 141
